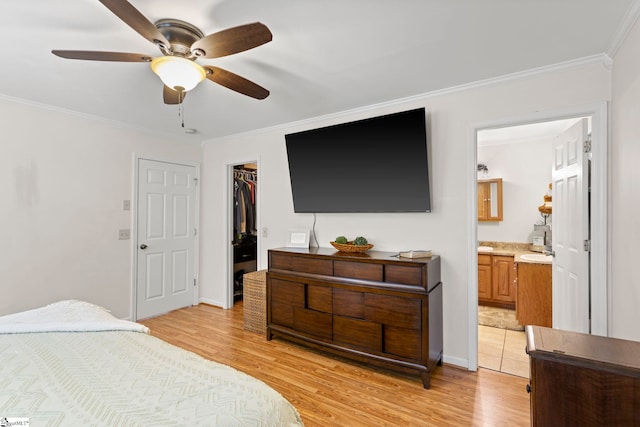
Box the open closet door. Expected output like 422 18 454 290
231 163 258 303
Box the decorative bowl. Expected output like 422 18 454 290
330 241 374 253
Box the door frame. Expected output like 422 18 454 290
225 159 260 309
131 154 201 321
467 102 608 370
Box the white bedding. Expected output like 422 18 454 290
0 300 149 334
0 301 303 426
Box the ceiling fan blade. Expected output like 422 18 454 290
163 86 186 105
99 0 170 49
204 66 269 99
52 50 152 62
191 22 272 59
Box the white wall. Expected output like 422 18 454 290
201 60 611 367
610 17 640 341
477 138 553 243
0 98 202 319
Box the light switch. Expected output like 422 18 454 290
118 229 130 240
123 200 131 211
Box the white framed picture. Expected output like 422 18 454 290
286 229 310 248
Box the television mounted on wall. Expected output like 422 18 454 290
285 107 431 213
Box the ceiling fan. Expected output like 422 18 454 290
52 0 272 104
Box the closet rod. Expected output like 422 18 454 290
233 169 257 181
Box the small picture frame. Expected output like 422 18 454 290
286 229 310 248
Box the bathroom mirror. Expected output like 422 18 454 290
478 178 503 221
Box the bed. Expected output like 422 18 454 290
0 300 303 426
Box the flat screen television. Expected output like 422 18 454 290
285 107 431 213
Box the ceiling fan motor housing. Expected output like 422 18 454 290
155 19 204 58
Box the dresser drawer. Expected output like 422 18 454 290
334 315 381 352
270 278 305 307
307 284 332 313
293 307 332 340
384 325 421 360
364 294 422 329
269 278 305 327
333 288 364 319
334 260 383 281
270 253 333 275
385 264 424 286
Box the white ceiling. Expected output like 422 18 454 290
477 118 584 146
0 0 636 143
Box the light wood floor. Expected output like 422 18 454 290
139 303 530 426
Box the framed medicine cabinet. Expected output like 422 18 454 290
478 178 503 221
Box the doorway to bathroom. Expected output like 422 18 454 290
471 104 608 373
476 119 580 376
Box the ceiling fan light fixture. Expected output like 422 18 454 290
150 56 206 92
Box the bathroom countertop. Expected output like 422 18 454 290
478 241 552 264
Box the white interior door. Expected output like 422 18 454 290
136 159 197 319
552 118 590 333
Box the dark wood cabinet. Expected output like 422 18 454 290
267 247 443 388
526 326 640 426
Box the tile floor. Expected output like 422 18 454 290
478 324 529 378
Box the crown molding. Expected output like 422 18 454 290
607 0 640 57
0 93 200 144
202 54 607 146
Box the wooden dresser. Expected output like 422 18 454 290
526 326 640 426
267 247 442 388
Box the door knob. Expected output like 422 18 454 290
140 244 148 250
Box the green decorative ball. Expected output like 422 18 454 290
353 236 368 246
335 236 348 244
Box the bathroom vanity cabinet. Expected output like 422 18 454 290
516 262 552 327
478 254 515 309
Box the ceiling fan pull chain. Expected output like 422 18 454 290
179 99 184 128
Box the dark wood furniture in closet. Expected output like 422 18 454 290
266 247 442 388
526 325 640 426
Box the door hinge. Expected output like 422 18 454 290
583 135 592 153
193 177 199 186
193 278 197 287
194 228 198 236
584 240 591 252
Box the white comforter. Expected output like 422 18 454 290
0 301 303 426
0 300 149 334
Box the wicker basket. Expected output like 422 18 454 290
330 241 374 253
243 269 267 336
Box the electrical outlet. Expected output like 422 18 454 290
123 200 131 211
118 229 130 240
262 227 268 237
